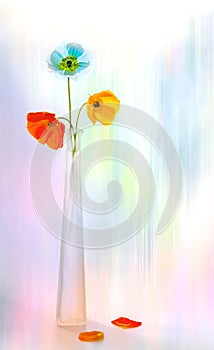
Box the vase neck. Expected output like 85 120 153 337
65 128 83 154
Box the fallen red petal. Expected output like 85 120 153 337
111 317 142 328
78 330 104 342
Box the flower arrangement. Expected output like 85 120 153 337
26 42 142 341
26 42 120 155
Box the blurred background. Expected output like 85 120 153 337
1 0 214 348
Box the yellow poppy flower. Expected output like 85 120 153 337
86 90 120 126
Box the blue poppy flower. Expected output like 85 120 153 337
47 43 90 78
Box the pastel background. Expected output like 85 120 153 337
1 0 214 349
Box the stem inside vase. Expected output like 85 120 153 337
56 128 86 327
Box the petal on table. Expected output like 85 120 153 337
78 330 104 342
111 317 142 328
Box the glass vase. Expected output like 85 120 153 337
56 128 86 327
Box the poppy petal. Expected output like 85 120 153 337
78 330 104 342
27 121 49 140
46 121 65 149
94 106 117 125
86 106 96 124
111 317 142 329
50 50 63 65
75 61 90 73
27 112 56 123
66 43 84 58
47 63 60 71
63 70 78 76
39 131 52 144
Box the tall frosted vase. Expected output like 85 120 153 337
56 129 86 327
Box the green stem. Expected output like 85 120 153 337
75 102 87 130
72 102 87 156
72 133 77 157
67 77 74 152
67 77 73 129
57 116 71 124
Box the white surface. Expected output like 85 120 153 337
1 296 213 350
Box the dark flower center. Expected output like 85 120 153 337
93 101 100 108
66 60 72 68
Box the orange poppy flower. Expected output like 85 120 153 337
27 112 65 150
111 317 142 329
86 90 120 126
78 330 104 342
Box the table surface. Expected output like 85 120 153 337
1 298 213 350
